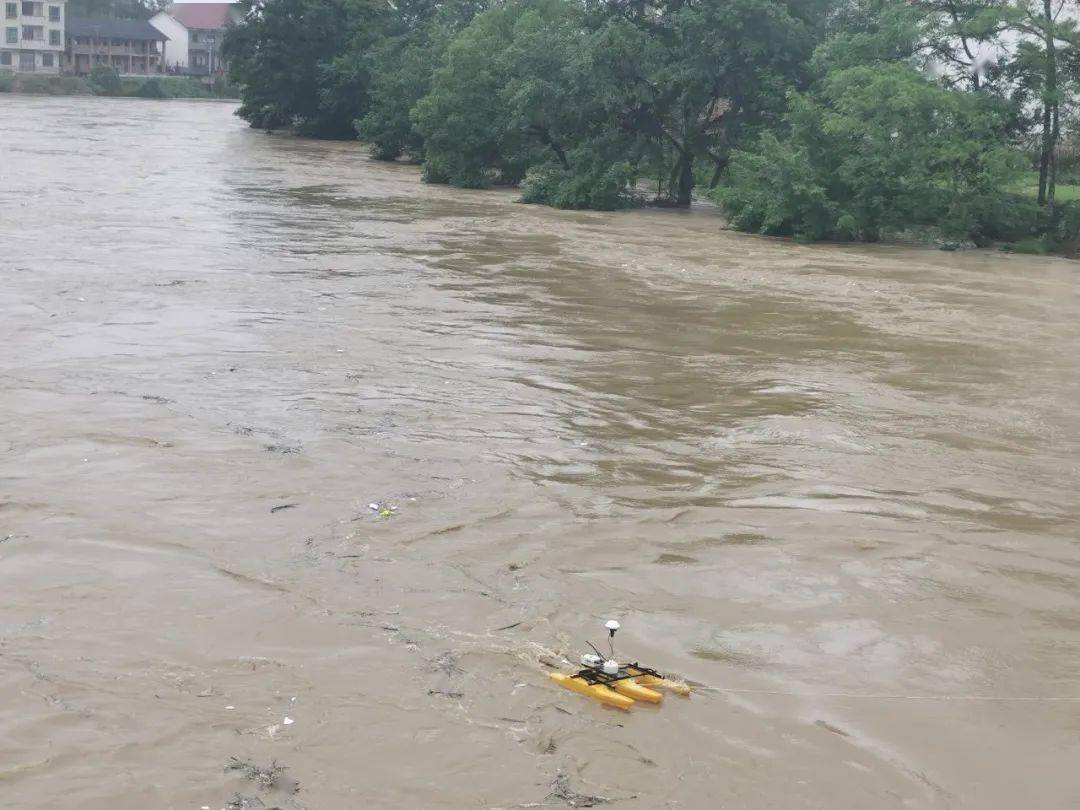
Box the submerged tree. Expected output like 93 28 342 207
407 0 832 205
595 0 831 206
222 0 1080 238
224 0 383 137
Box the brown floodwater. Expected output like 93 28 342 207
1 95 1079 810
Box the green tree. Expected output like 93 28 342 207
411 1 550 187
587 0 832 206
410 0 640 204
411 0 831 206
506 10 644 207
66 0 164 20
917 1 1011 90
224 0 381 137
719 61 1026 242
356 1 488 160
997 1 1080 207
358 34 446 160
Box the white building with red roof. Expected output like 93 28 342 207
149 2 239 76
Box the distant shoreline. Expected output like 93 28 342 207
0 72 238 101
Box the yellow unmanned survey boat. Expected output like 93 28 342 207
549 620 690 710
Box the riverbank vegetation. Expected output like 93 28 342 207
0 67 236 99
223 0 1080 253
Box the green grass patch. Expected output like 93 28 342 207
1006 235 1053 254
1015 173 1080 202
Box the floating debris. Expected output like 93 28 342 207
270 503 298 514
225 795 268 810
367 501 398 518
427 689 464 699
264 444 301 454
546 773 610 807
226 757 290 792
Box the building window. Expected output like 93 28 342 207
4 3 15 19
19 49 32 70
5 26 15 43
0 51 10 65
48 27 57 44
41 51 51 66
20 1 33 15
22 25 42 40
47 3 58 20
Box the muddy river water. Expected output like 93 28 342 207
2 96 1079 809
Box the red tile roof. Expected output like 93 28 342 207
168 3 238 30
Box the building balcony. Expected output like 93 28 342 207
15 38 61 51
69 43 162 57
68 51 162 76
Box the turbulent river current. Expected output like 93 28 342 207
2 95 1079 809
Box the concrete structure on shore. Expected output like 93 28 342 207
65 17 167 76
1 0 66 74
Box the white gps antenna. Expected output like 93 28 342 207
605 619 620 659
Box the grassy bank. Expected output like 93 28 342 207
1016 173 1080 203
0 71 238 100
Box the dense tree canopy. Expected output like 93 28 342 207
223 0 1080 246
65 0 164 19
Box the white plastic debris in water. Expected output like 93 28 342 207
283 716 294 725
224 705 235 710
368 503 379 511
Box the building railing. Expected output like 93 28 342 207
68 43 163 56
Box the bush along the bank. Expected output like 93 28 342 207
89 65 123 95
717 63 1029 245
0 73 92 95
222 0 1080 250
135 77 168 99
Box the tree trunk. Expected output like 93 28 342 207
1049 101 1059 209
708 154 728 189
531 126 569 170
549 141 570 171
1038 104 1051 205
673 151 693 207
1038 0 1057 207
